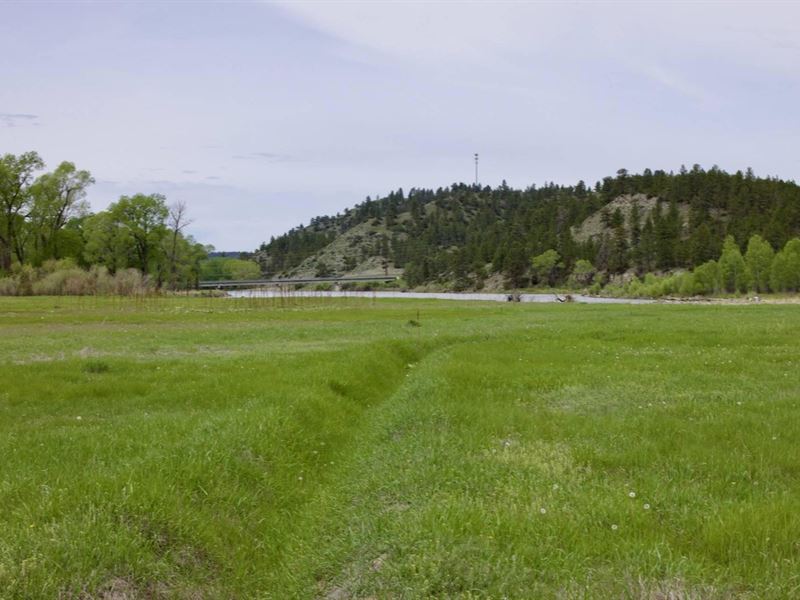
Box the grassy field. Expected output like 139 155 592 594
1 296 799 599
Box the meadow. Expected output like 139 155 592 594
0 296 798 599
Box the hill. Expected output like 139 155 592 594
254 166 800 289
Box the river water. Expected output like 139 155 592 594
227 290 654 304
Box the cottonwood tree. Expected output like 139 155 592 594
692 260 722 295
110 193 169 274
770 238 800 292
0 151 44 270
719 235 748 293
569 259 595 287
164 200 193 288
744 234 774 293
28 162 93 263
83 211 131 273
531 249 562 286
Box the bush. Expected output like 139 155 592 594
0 264 155 296
568 259 595 289
0 277 18 296
90 265 116 295
32 268 90 295
692 260 721 295
113 269 149 296
16 265 35 295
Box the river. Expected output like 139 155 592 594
227 290 654 304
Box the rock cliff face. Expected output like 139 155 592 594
571 194 687 243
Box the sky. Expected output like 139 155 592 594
2 1 799 250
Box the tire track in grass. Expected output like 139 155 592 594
271 337 498 598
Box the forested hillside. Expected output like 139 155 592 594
255 166 800 292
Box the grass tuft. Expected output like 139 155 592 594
82 359 111 374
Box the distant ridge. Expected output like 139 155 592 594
208 251 248 259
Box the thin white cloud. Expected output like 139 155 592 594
637 64 710 104
276 1 800 79
274 2 576 69
0 113 39 127
233 152 299 163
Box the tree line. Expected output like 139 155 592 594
0 151 207 290
256 165 800 292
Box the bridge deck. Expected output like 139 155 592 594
198 275 398 289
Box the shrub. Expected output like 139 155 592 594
692 260 721 295
0 277 18 296
15 265 35 295
568 259 595 289
32 268 90 295
90 265 116 295
113 269 149 296
0 264 156 296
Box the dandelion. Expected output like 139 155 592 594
643 503 651 510
298 476 303 481
628 491 636 498
611 524 618 531
540 507 547 514
76 416 82 421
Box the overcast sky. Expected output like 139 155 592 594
2 1 799 250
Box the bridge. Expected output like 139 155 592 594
198 275 399 289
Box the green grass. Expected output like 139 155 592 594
1 296 799 598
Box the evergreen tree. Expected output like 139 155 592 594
608 223 628 274
504 242 529 288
